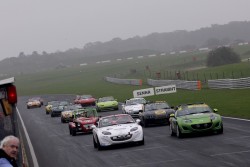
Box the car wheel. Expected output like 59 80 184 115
69 128 72 135
218 123 223 134
72 129 76 136
139 137 144 145
93 136 97 148
176 125 183 138
97 137 103 151
143 119 148 127
61 118 65 123
170 125 175 136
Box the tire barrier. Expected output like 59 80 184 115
147 79 201 90
105 77 142 86
208 77 250 89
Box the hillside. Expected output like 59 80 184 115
1 21 250 75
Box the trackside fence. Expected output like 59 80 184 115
147 79 201 90
105 77 142 86
208 77 250 89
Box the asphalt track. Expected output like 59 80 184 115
17 95 250 167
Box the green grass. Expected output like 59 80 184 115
12 44 250 119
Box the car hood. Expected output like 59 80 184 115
78 98 95 102
146 109 175 115
97 101 117 106
77 117 98 124
100 123 138 134
61 111 73 116
178 113 219 123
124 104 143 111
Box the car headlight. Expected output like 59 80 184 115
145 115 155 119
183 119 192 123
130 127 138 132
102 131 111 135
210 114 217 120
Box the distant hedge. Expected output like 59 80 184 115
207 47 241 67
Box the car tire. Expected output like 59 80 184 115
72 129 76 136
176 125 183 138
97 137 103 151
61 118 65 123
139 137 144 145
170 125 175 136
69 128 72 135
93 136 97 148
218 123 223 134
143 119 148 128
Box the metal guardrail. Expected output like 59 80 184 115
105 77 142 86
208 77 250 89
147 79 201 90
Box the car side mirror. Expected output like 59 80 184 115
170 113 175 118
213 108 218 113
135 119 141 124
91 125 96 129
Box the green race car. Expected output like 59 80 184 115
169 103 223 138
96 96 119 112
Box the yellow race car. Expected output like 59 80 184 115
27 99 42 109
61 104 82 123
45 101 60 114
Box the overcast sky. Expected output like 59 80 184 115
1 0 250 61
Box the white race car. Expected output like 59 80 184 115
122 98 147 117
92 114 144 150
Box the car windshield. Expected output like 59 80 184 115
60 101 69 106
126 98 146 105
145 103 169 111
47 101 60 105
176 105 213 117
74 108 98 118
98 96 114 102
99 115 135 128
80 95 92 99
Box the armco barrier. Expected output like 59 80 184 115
208 77 250 89
147 79 201 90
105 77 142 86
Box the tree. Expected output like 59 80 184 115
206 47 241 67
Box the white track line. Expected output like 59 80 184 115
16 107 39 167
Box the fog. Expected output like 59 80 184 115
1 0 250 60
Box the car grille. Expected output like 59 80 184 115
155 114 166 119
111 134 132 141
191 123 212 130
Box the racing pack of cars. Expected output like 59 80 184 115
27 95 224 150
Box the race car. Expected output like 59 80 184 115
61 104 82 123
68 107 99 136
30 97 44 105
169 103 223 138
74 95 96 107
92 114 144 150
27 99 42 109
45 101 60 114
139 101 175 127
96 96 119 112
122 98 147 118
50 101 70 117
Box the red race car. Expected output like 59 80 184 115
74 95 96 107
69 107 99 136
